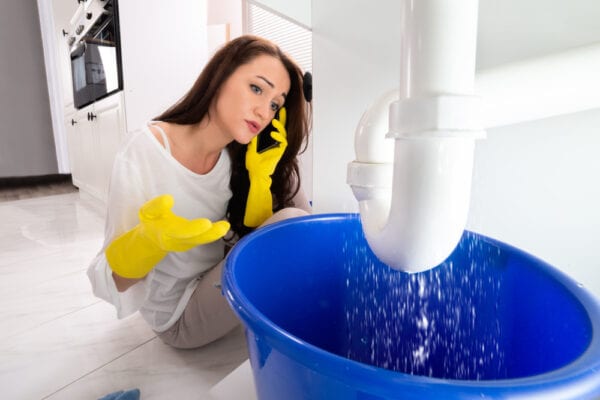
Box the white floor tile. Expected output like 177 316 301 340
0 269 100 340
45 326 247 400
0 302 156 400
207 359 256 400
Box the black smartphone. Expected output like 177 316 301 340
257 109 282 153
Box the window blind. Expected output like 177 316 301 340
246 2 312 74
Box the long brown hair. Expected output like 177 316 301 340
155 35 311 238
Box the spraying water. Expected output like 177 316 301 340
341 215 506 380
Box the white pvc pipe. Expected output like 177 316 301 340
398 0 477 97
348 0 484 272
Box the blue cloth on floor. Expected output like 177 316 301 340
98 388 140 400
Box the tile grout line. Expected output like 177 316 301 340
0 301 102 342
40 335 159 400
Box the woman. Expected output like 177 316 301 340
87 35 312 349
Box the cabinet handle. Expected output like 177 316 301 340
62 29 68 37
88 112 97 121
71 119 77 125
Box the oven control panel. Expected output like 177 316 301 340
67 0 111 50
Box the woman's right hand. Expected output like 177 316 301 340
106 194 230 279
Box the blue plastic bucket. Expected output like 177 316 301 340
223 214 600 399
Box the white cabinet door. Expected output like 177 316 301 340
55 24 74 111
93 95 125 201
64 112 84 187
65 107 99 197
65 108 95 198
51 0 78 111
64 93 125 203
81 111 102 199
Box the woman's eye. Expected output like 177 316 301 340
270 102 279 112
250 84 262 94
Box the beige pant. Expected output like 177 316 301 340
156 207 309 349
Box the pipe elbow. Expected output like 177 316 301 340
348 93 483 273
348 0 485 273
354 90 398 163
361 139 476 272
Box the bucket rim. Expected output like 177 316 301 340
223 213 600 397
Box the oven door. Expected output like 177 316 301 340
70 40 120 109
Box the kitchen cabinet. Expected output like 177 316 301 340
43 0 209 204
64 93 125 202
51 0 79 110
64 109 85 188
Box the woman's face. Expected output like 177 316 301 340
213 54 291 144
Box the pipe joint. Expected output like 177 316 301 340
347 161 393 202
387 95 486 139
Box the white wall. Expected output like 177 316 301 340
118 0 208 132
467 109 600 295
311 0 600 297
312 0 402 212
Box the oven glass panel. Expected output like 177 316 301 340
69 0 122 109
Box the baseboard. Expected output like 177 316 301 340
0 174 72 188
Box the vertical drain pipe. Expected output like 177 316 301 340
347 0 485 272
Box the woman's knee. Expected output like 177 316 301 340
262 207 310 226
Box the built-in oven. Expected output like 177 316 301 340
68 0 122 109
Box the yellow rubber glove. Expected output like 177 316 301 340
106 194 230 279
244 107 288 227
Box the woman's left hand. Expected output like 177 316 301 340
245 107 288 178
244 107 287 227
